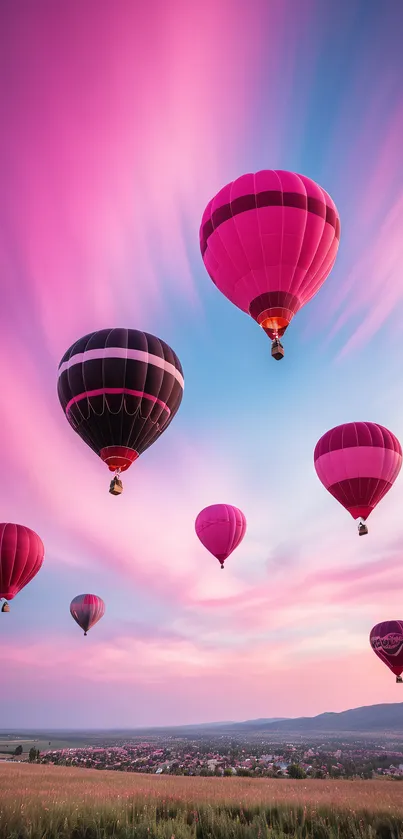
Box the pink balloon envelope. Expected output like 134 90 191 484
0 523 44 605
195 504 246 569
314 422 402 534
200 170 340 360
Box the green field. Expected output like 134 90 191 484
1 762 403 838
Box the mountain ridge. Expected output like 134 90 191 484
2 703 403 735
222 702 403 732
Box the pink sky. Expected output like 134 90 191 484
1 0 403 727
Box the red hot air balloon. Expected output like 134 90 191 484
0 523 44 612
70 594 105 636
370 621 403 683
200 170 340 360
314 422 402 535
195 504 246 569
58 329 184 495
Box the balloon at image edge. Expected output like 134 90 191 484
70 594 105 636
57 328 184 495
0 523 44 613
370 621 403 684
199 169 340 361
314 422 402 536
195 504 247 569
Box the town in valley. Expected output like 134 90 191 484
2 731 403 780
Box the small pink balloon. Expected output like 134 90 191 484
195 504 246 569
70 594 105 636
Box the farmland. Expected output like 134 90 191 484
1 763 403 838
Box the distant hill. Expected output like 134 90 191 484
225 703 403 733
2 704 403 738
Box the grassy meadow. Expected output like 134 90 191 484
1 762 403 838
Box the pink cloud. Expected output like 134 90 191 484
312 95 403 352
0 0 270 357
329 192 403 356
0 633 397 727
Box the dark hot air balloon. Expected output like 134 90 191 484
70 594 105 636
0 523 44 612
195 504 246 569
314 422 402 535
58 329 184 495
370 621 403 683
200 170 340 360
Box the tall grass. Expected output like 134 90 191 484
0 764 402 839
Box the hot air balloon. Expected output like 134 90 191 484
370 621 403 683
0 523 44 612
314 422 402 535
70 594 105 636
58 329 184 495
195 504 246 569
200 170 340 360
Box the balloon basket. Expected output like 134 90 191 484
358 522 368 536
396 676 403 684
271 339 284 361
1 602 10 613
109 476 123 496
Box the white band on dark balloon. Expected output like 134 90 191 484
58 347 184 390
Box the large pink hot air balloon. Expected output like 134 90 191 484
200 170 340 360
195 504 246 569
370 621 403 683
314 422 402 535
70 594 105 636
0 523 44 612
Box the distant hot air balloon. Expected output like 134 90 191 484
370 621 403 683
0 523 44 612
58 329 184 495
314 422 402 535
200 170 340 360
195 504 246 569
70 594 105 636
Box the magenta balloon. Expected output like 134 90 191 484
70 593 105 636
200 171 340 342
314 422 402 522
195 504 246 568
